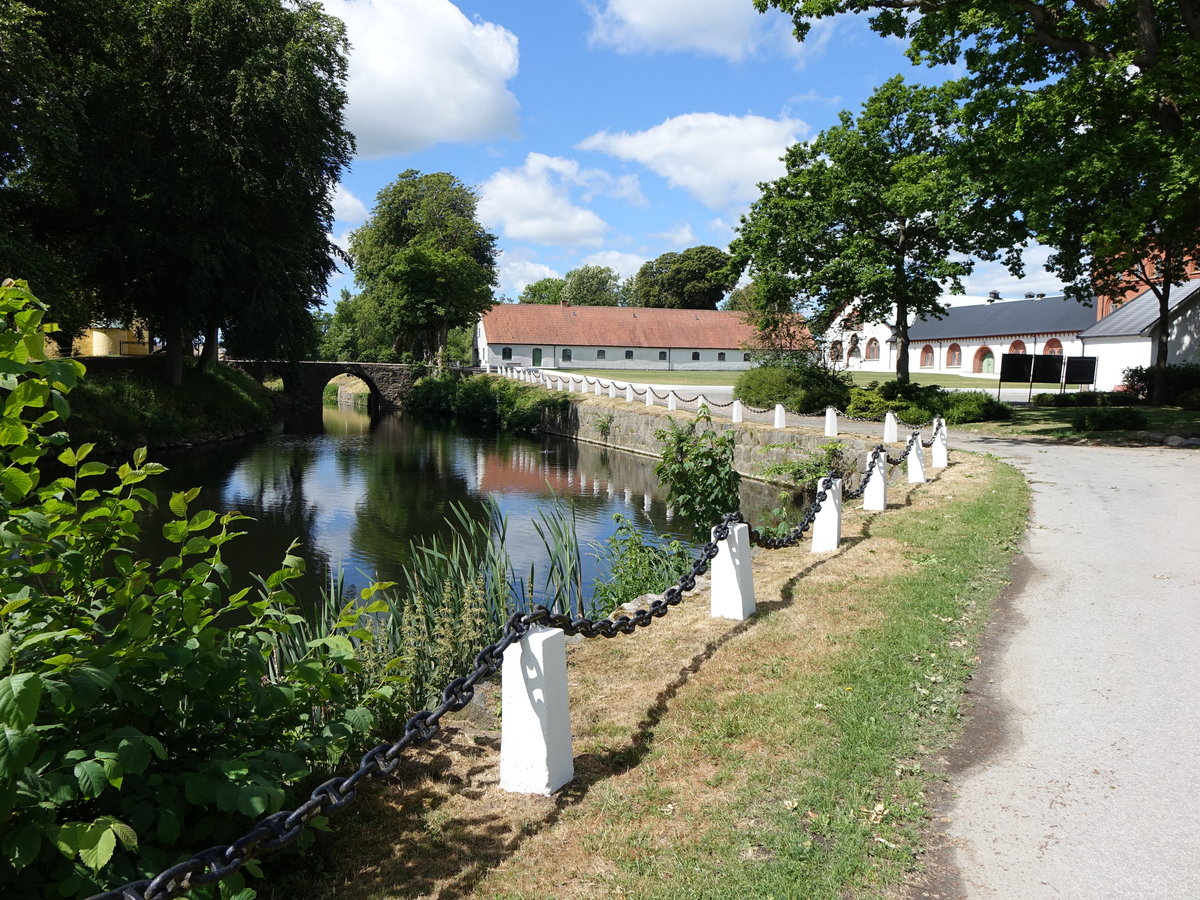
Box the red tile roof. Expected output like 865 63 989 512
480 304 760 350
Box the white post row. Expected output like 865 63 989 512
608 383 616 399
811 477 843 552
774 403 786 429
883 411 898 443
908 435 926 484
825 407 838 437
931 418 949 468
711 522 756 620
626 385 634 403
499 625 574 795
732 400 743 423
863 448 887 512
645 389 654 407
594 381 601 396
668 392 677 411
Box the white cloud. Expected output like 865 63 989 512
581 250 646 278
651 222 696 247
332 184 368 224
958 245 1067 299
479 153 644 246
327 229 353 255
587 0 763 61
326 0 519 158
578 112 806 209
498 254 561 298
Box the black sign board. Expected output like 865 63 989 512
1063 356 1097 385
999 353 1033 383
1031 354 1065 384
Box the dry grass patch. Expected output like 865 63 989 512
263 452 1019 900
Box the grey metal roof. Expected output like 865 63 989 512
1078 279 1200 339
907 294 1096 341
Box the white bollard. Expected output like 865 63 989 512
774 403 786 429
711 522 756 620
908 437 926 484
863 448 888 512
625 385 633 403
485 363 491 374
668 392 677 411
608 383 616 399
594 381 601 396
825 407 838 437
499 625 574 795
884 411 898 443
732 400 743 423
811 477 843 553
697 394 706 411
931 418 949 468
645 389 654 407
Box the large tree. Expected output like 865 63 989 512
348 170 498 365
756 0 1200 400
729 76 1014 381
2 0 354 383
518 277 565 304
632 246 736 309
559 265 624 306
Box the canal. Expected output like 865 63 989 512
143 404 778 610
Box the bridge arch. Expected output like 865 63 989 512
226 360 425 412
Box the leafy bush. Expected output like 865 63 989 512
760 440 856 487
846 381 1012 425
1071 407 1149 431
734 362 850 413
590 515 692 616
407 373 567 432
943 391 1012 424
1177 388 1200 411
655 407 741 530
1121 363 1200 403
0 281 399 898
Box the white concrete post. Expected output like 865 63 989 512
625 385 633 403
931 418 949 469
645 389 654 407
732 400 743 423
811 477 843 553
499 625 574 795
697 394 706 411
711 522 756 620
825 407 838 437
884 411 898 443
774 404 786 429
668 392 677 411
608 383 616 399
907 437 926 484
863 448 887 512
485 363 491 374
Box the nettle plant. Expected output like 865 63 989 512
0 281 395 899
654 406 741 530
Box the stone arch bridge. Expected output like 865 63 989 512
226 360 475 412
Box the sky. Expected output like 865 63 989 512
322 0 1066 309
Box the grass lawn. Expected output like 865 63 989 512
555 367 1072 392
959 404 1200 438
263 453 1029 900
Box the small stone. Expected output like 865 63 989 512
1138 430 1167 443
1182 438 1200 449
1164 435 1186 447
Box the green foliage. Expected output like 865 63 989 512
760 440 856 488
631 246 735 310
733 361 850 413
590 516 692 617
1121 364 1200 404
518 277 565 305
560 266 625 307
407 373 569 433
846 381 1011 425
0 281 392 898
1032 391 1135 409
1071 407 1150 432
654 408 741 529
318 289 403 363
942 391 1013 425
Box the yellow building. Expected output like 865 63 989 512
48 323 151 357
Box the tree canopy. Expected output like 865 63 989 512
756 0 1200 399
559 265 626 306
1 0 354 383
632 246 735 309
730 76 1013 380
518 277 565 305
348 169 498 365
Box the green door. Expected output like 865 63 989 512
982 350 994 374
532 348 542 366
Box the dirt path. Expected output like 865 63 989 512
909 436 1200 899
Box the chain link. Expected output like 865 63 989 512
886 431 921 466
843 445 885 500
750 473 835 550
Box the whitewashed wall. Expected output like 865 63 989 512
478 339 754 371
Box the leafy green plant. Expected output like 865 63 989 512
1121 363 1200 404
595 413 615 439
734 361 851 413
1071 406 1149 432
760 440 855 487
654 406 741 530
590 515 692 616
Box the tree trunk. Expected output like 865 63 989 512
1152 283 1171 404
162 324 186 387
894 298 911 383
197 323 220 372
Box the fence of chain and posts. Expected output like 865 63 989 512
88 366 951 900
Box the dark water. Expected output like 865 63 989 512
143 405 771 607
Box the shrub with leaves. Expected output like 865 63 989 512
1121 363 1200 404
0 281 396 898
1071 406 1149 432
733 361 850 413
654 406 741 530
590 515 692 616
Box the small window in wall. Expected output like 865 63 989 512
562 348 573 362
829 341 843 362
1009 340 1026 354
920 345 935 368
625 349 634 360
743 352 751 362
946 343 962 367
596 349 606 360
865 338 880 361
717 352 726 361
847 334 860 356
658 351 667 361
501 347 512 361
1044 338 1063 355
691 351 701 361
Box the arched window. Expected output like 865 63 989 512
864 338 880 361
829 340 843 362
1044 338 1063 355
1009 340 1027 354
920 345 934 368
973 346 995 374
501 347 512 361
847 334 860 356
596 349 606 360
624 349 634 360
562 348 572 362
946 343 962 367
717 352 726 361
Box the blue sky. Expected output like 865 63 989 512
323 0 1065 308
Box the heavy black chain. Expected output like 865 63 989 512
750 473 834 550
843 445 885 500
87 515 740 900
921 417 944 448
741 403 774 414
705 398 735 408
674 393 701 403
825 407 883 424
886 431 920 466
650 387 670 400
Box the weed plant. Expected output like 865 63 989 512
590 515 693 616
655 406 741 531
